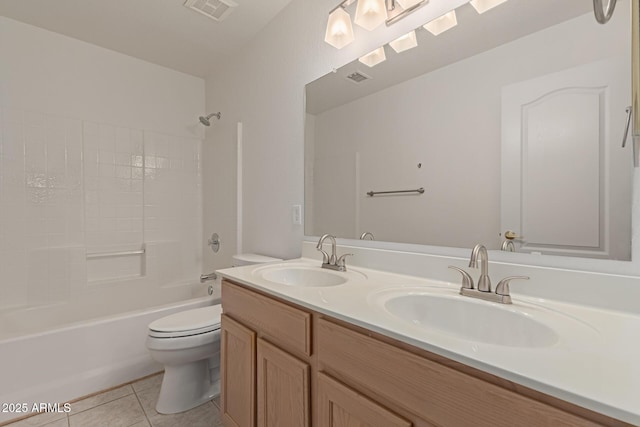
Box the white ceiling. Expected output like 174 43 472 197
0 0 295 77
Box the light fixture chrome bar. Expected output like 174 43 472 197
593 0 618 24
367 187 425 196
386 0 428 26
388 0 396 12
86 248 145 259
329 0 350 15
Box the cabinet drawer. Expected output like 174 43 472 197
317 318 599 427
222 280 312 356
317 372 412 427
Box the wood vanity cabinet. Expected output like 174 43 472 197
220 279 630 427
221 280 312 427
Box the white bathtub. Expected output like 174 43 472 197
0 280 221 423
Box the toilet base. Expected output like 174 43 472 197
155 359 220 414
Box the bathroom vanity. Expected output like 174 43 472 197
216 252 640 427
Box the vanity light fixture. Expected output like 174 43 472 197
359 46 387 67
469 0 508 14
325 7 355 48
423 10 457 35
355 0 388 31
389 30 418 53
395 0 423 9
324 0 428 49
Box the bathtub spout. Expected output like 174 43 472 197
200 272 217 283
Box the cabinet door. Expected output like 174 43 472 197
257 338 310 427
221 314 256 427
317 372 412 427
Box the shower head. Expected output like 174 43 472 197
199 112 221 126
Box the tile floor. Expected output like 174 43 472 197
4 373 223 427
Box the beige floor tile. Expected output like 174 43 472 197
41 419 68 427
131 373 163 394
128 420 151 427
211 396 220 409
5 411 67 427
134 387 160 419
69 385 134 415
68 395 146 427
146 402 222 427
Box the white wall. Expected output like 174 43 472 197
202 0 469 263
310 11 630 251
0 17 205 312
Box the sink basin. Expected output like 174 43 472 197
379 292 559 348
256 266 349 287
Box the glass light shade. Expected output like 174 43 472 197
354 0 388 31
389 30 418 53
395 0 423 9
359 47 387 67
324 7 355 49
469 0 508 14
423 10 457 36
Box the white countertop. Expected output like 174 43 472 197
217 257 640 425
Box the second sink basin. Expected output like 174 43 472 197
366 287 599 348
383 293 558 347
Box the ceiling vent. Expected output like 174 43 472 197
345 71 372 84
184 0 238 22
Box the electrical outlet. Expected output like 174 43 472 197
292 204 302 225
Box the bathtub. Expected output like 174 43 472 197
0 279 221 424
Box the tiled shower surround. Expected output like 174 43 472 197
0 108 202 313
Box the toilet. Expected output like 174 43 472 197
146 253 281 414
146 305 222 414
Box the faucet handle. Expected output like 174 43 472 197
337 253 353 268
448 266 474 290
317 248 330 264
495 276 529 296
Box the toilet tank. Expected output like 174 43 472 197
232 253 282 267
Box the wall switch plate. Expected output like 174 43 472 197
292 204 302 225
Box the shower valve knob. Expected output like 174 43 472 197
208 233 220 253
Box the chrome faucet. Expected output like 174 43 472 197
448 243 529 304
200 272 217 283
501 240 516 252
469 244 491 292
317 234 337 264
316 234 352 272
359 231 375 240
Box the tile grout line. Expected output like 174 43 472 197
131 387 153 427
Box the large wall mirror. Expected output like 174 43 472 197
305 0 634 261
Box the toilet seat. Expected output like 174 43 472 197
149 305 222 338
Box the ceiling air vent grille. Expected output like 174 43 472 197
345 71 372 84
184 0 238 22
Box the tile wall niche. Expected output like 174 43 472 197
0 108 202 311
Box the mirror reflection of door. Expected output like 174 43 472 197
501 58 631 259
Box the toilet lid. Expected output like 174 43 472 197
149 305 222 338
